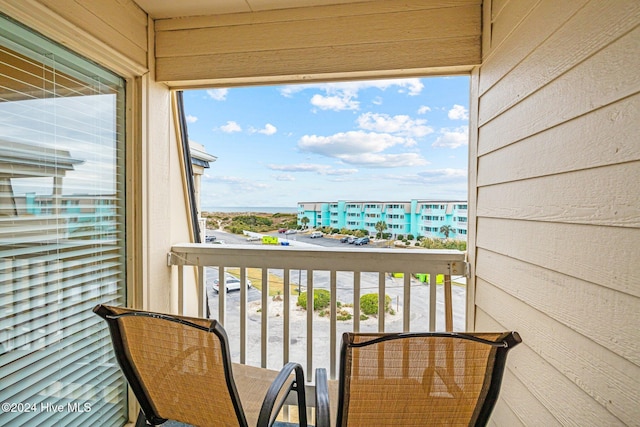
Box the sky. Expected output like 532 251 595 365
183 76 470 209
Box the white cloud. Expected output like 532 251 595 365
274 174 295 181
432 126 468 149
448 104 469 120
186 115 198 123
356 112 433 138
395 80 424 96
269 163 329 173
219 121 242 133
218 175 269 191
310 94 359 111
299 131 414 157
250 123 278 135
341 152 428 168
383 169 467 184
417 168 467 181
206 89 228 101
280 78 424 111
268 163 358 176
324 168 359 176
417 106 431 114
280 78 424 97
260 123 277 135
298 131 427 167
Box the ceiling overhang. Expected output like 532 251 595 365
141 0 482 88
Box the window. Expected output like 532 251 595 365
0 16 127 426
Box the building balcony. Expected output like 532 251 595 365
168 243 467 379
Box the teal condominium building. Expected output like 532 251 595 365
297 200 468 240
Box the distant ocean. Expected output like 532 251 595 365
204 206 297 214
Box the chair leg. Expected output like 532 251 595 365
294 366 308 427
135 409 148 427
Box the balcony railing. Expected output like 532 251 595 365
168 243 467 379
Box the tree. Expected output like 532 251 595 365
375 221 388 239
301 216 310 229
439 225 454 239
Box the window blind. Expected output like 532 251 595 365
0 15 127 426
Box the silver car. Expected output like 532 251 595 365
213 275 252 293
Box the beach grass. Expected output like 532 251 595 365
227 267 301 296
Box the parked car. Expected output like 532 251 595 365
310 231 323 238
285 229 297 234
213 275 252 293
347 236 356 244
278 228 287 233
246 235 260 241
354 237 370 245
340 236 350 243
205 235 216 243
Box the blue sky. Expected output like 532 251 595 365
183 76 469 209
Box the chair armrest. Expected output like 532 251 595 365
257 362 307 427
315 368 330 427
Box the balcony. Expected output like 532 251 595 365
168 243 467 379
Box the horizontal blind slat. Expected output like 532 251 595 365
1 14 127 427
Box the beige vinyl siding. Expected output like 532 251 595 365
0 0 148 76
154 0 481 87
37 0 147 68
473 0 640 425
477 163 640 228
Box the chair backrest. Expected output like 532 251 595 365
94 304 248 426
337 331 521 427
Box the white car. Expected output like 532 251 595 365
310 231 323 238
213 276 252 293
285 229 297 234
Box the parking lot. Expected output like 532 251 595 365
202 229 467 371
205 229 386 249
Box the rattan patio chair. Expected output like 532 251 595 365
94 304 307 427
314 331 521 427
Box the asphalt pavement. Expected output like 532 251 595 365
203 228 467 373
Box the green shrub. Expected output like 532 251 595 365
420 238 467 251
382 233 391 239
407 234 414 241
397 234 404 240
297 289 331 311
337 309 352 321
332 228 340 234
360 293 392 315
414 242 421 246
